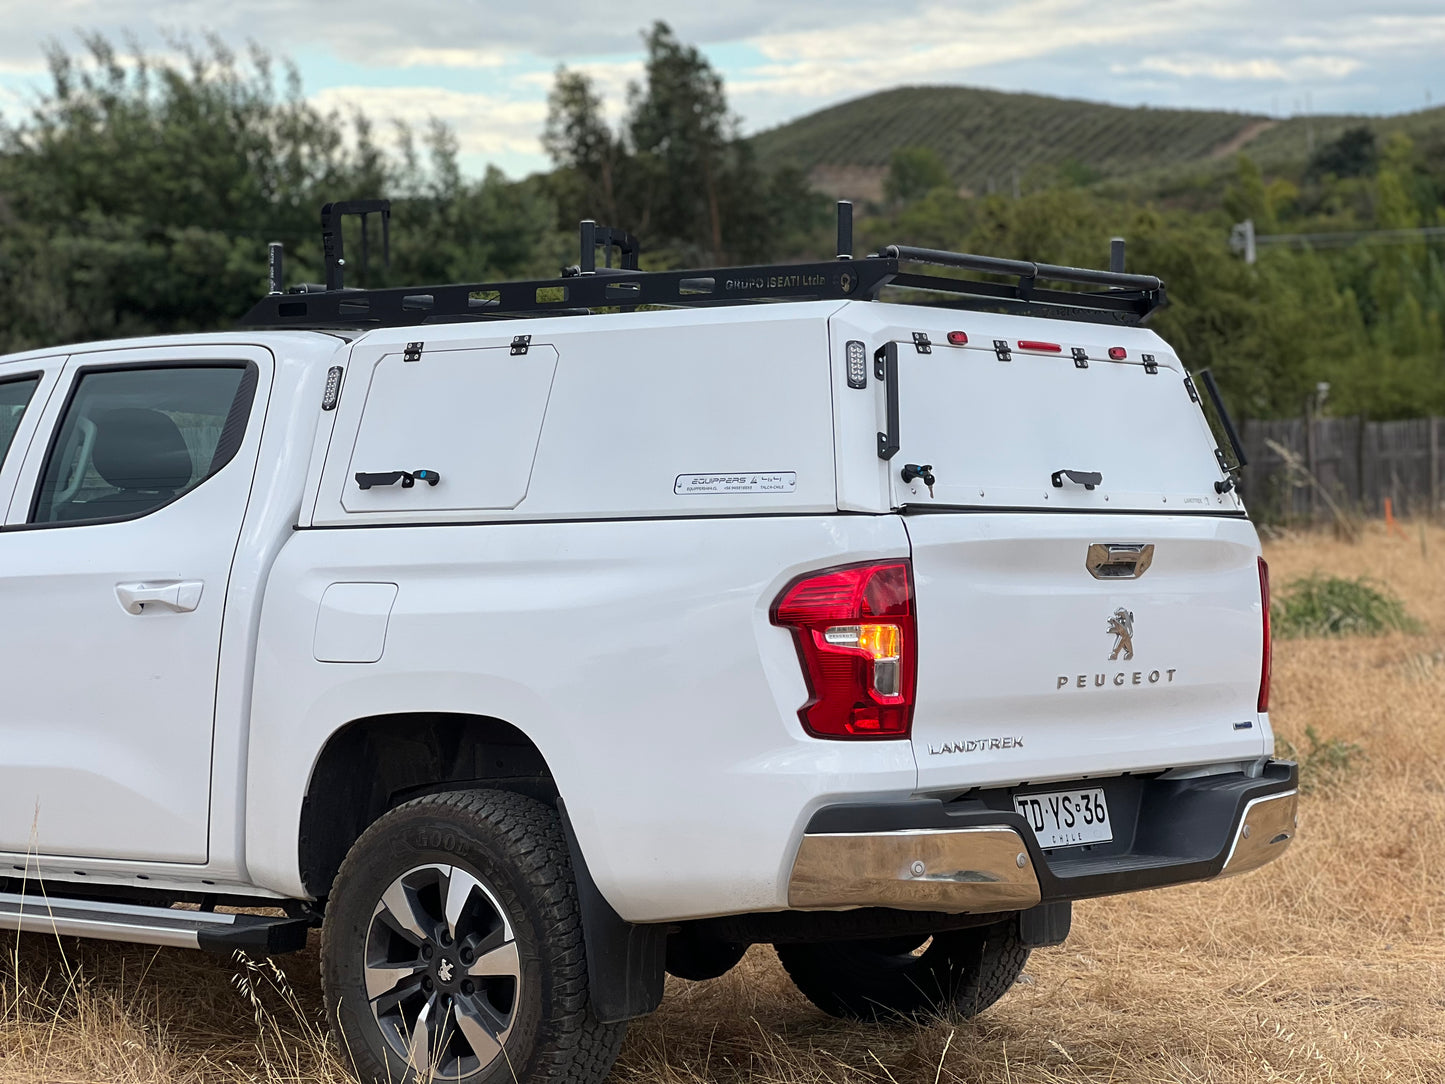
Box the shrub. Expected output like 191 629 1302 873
1271 574 1420 639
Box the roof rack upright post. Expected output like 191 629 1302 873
267 242 284 295
1110 237 1126 274
579 220 598 273
320 199 392 291
836 201 853 260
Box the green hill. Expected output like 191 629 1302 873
749 85 1445 199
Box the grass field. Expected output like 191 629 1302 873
4 524 1445 1083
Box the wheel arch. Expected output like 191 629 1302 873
298 711 558 899
298 710 665 1024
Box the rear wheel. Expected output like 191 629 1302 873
321 789 625 1084
774 921 1028 1022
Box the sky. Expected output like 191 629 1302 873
1 1 1442 179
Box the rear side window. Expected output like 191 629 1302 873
31 365 255 525
0 376 41 466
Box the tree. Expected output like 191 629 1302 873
542 69 621 225
1308 126 1379 180
884 147 951 206
541 21 824 264
626 22 734 258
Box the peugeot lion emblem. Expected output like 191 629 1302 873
437 958 455 983
1107 608 1135 661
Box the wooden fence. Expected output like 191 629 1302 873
1240 416 1445 522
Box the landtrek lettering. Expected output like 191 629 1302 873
1056 669 1178 689
927 736 1025 755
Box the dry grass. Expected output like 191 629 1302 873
5 523 1445 1083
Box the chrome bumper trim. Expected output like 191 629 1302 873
1220 789 1298 877
787 826 1042 913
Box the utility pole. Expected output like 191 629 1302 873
1229 219 1257 265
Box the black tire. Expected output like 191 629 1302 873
321 789 626 1084
774 921 1029 1022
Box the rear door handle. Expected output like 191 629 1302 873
115 581 204 615
1085 544 1155 580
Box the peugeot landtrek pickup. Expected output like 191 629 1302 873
0 203 1295 1084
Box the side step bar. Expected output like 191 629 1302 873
0 891 310 953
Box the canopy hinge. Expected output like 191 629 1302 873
1142 353 1159 374
511 334 532 356
1071 347 1089 369
403 341 423 363
911 331 932 354
993 339 1012 362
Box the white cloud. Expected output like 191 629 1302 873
310 85 548 157
380 48 510 70
1122 54 1364 82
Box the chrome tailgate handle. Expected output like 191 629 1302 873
1086 544 1155 580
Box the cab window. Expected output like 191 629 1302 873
0 376 41 466
31 365 254 525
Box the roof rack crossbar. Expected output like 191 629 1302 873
883 244 1162 291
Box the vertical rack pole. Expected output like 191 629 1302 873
360 214 371 287
267 242 284 295
579 220 597 274
836 201 853 260
1110 237 1126 274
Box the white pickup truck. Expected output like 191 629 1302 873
0 205 1295 1084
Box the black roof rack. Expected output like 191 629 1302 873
241 201 1166 331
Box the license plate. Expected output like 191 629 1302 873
1013 787 1112 849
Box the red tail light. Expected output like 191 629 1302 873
771 562 917 739
1258 556 1272 713
1017 340 1062 352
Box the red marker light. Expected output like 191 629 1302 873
1108 347 1127 360
946 331 968 346
1017 340 1062 353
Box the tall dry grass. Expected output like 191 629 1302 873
3 523 1444 1083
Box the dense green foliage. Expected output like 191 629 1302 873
543 24 824 264
0 37 571 351
1271 574 1421 638
883 147 952 206
1 33 1443 421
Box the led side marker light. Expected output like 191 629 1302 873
1017 340 1062 352
846 340 868 388
321 366 344 410
946 331 968 346
1108 347 1128 360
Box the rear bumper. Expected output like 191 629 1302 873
788 760 1297 912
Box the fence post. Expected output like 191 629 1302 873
1305 404 1319 520
1358 415 1370 517
1431 417 1440 521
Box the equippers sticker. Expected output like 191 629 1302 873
675 472 797 495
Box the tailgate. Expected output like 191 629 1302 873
907 512 1268 792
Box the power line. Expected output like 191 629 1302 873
1230 219 1445 263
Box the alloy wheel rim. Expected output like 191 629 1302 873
364 863 522 1080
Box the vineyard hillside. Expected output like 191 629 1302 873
749 85 1445 199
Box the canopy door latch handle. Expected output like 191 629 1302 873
355 470 442 490
1052 469 1102 490
1085 543 1155 580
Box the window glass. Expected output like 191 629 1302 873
32 366 251 525
0 376 41 466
